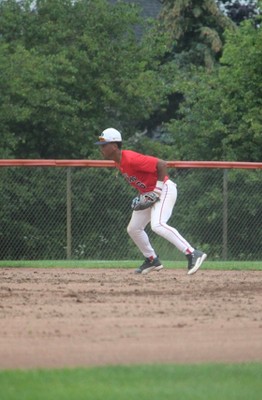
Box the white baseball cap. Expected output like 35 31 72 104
95 128 122 145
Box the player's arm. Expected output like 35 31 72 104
154 159 167 195
156 159 167 181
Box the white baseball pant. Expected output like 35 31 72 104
127 179 194 258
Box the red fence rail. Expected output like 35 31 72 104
0 160 262 169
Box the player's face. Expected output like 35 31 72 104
99 143 118 160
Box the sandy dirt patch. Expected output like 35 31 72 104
0 268 261 369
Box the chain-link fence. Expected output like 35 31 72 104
0 162 261 261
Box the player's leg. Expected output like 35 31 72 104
151 180 194 253
127 209 163 274
151 180 207 274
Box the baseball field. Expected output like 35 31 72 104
0 261 261 399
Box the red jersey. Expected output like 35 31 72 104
115 150 168 194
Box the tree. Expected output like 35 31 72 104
160 0 235 70
138 0 236 142
218 19 262 161
0 0 171 158
165 18 262 162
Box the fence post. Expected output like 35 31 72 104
222 169 228 260
66 167 72 259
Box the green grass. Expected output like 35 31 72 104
0 259 261 270
0 363 261 400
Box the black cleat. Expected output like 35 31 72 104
134 256 164 275
187 250 207 275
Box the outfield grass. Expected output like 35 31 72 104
0 260 261 270
0 363 261 400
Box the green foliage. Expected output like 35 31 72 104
0 168 67 259
0 0 170 158
0 167 137 260
226 169 262 260
159 0 235 69
69 167 134 259
218 20 262 161
0 43 81 158
165 67 227 160
0 0 261 163
166 18 262 162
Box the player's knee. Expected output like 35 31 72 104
127 223 142 239
127 223 135 237
151 222 162 235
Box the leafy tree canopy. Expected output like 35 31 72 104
166 18 262 162
160 0 235 70
0 0 261 162
0 0 172 158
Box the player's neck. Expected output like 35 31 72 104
113 149 122 164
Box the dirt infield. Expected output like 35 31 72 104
0 268 261 370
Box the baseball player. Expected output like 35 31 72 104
95 127 207 275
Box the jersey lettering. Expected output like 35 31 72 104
123 173 146 189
